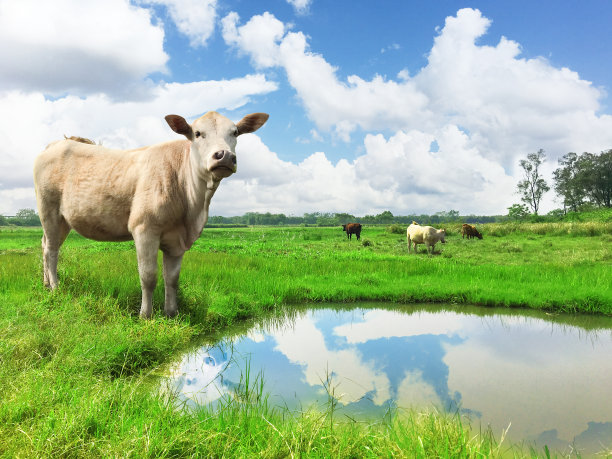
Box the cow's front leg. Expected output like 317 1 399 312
133 230 160 319
162 251 184 317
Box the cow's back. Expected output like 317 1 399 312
34 139 189 241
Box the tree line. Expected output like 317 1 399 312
208 210 498 227
1 209 499 228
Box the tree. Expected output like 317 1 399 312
434 210 460 221
375 210 394 224
334 212 356 224
507 203 530 220
516 149 549 215
14 208 41 226
579 150 612 208
552 152 585 213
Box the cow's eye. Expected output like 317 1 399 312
233 128 239 137
195 131 201 138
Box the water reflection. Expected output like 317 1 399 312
168 305 612 454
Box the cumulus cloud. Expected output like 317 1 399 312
222 9 612 159
222 12 429 139
140 0 217 47
0 75 278 207
212 123 515 216
216 7 612 215
286 0 311 15
0 0 168 98
222 12 286 69
415 8 612 167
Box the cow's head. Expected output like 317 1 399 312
438 229 446 243
165 111 269 182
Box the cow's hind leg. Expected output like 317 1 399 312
41 217 70 289
162 251 184 317
133 229 160 319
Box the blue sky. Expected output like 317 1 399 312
1 0 612 216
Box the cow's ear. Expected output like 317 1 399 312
236 113 269 135
165 115 194 140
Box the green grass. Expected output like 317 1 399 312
1 222 611 457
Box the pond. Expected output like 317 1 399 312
166 304 612 454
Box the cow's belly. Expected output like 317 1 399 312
61 196 132 242
66 213 132 241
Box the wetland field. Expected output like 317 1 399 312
1 222 611 457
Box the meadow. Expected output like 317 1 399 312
1 221 611 457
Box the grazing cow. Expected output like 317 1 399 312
342 223 362 240
34 111 269 318
461 223 483 240
407 222 446 254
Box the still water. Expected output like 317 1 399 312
168 305 612 454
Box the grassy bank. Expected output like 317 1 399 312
1 222 611 456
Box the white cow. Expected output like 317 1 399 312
34 111 268 318
407 223 446 254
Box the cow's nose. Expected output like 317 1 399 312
213 150 236 164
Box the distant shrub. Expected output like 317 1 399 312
387 224 404 234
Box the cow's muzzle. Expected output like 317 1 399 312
210 150 237 177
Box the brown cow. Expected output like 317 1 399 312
461 223 483 239
34 110 269 318
342 223 362 240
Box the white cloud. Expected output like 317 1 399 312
141 0 217 47
222 13 429 139
0 0 168 97
415 8 612 167
212 123 515 216
218 8 612 214
225 8 612 160
0 75 278 206
286 0 311 15
222 12 286 69
0 188 36 216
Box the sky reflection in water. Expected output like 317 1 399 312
169 306 612 454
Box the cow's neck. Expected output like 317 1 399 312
182 146 221 247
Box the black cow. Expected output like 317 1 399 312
342 223 362 240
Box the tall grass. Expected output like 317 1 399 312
481 221 612 237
